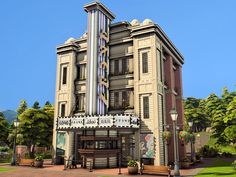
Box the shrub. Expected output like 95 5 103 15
199 145 219 157
43 151 52 159
221 152 233 158
195 153 202 161
232 160 236 170
0 146 9 152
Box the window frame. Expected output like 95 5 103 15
62 66 68 85
60 103 66 117
114 60 119 75
142 52 148 74
143 96 149 119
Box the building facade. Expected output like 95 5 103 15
53 1 185 168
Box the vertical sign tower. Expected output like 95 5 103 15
84 2 115 115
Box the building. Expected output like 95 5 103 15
53 1 185 168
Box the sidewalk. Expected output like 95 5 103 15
0 158 216 177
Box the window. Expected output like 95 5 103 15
143 96 149 118
60 104 66 117
114 60 119 75
122 59 128 74
114 92 119 108
62 67 67 85
76 94 85 111
142 52 148 73
122 91 128 108
77 64 86 80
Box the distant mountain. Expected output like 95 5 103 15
2 110 17 124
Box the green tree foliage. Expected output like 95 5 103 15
44 101 52 106
18 106 53 157
223 97 236 145
185 86 236 147
17 100 27 115
32 101 40 109
184 97 209 132
0 112 9 143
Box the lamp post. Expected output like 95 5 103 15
188 120 194 162
170 109 180 177
11 118 20 166
118 133 122 175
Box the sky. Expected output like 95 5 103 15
0 0 236 111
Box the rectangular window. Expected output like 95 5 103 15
142 52 148 73
62 67 67 85
114 60 119 75
122 59 127 74
76 94 85 111
114 92 119 108
77 64 86 80
61 104 66 117
143 96 149 119
122 91 128 108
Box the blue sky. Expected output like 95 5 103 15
0 0 235 111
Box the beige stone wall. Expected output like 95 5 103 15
132 33 165 165
53 46 78 158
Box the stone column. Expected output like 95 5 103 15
164 55 175 163
175 65 186 159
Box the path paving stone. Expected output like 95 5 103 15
0 158 218 177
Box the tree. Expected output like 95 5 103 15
0 112 9 143
32 101 40 109
17 100 27 115
42 103 54 119
184 86 236 147
223 97 236 146
205 93 221 119
18 108 53 157
44 101 52 106
204 87 236 145
184 97 209 132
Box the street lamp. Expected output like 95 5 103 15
11 118 20 166
188 120 195 162
170 109 180 177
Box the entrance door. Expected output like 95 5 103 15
121 134 135 166
76 133 83 165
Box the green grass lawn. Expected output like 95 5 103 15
195 159 236 177
0 167 14 172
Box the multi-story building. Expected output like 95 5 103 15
53 1 185 168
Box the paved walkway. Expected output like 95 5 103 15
0 158 217 177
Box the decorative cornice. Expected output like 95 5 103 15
57 43 79 54
84 1 115 20
130 24 184 64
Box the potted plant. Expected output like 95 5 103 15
179 131 190 144
34 153 44 168
162 130 171 144
127 160 138 174
180 157 190 169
